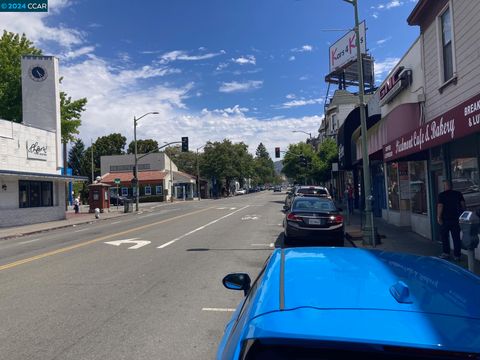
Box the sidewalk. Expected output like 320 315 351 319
0 202 166 240
344 210 480 275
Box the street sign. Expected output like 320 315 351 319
114 178 121 184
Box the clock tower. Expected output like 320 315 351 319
21 55 62 168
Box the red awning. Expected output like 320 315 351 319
383 91 480 161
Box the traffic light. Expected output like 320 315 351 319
182 137 189 152
299 156 308 166
275 147 280 158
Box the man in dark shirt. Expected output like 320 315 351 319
437 180 466 261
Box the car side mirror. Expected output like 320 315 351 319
222 273 251 296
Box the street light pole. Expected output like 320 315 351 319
196 143 207 201
292 130 312 139
133 111 159 212
343 0 375 246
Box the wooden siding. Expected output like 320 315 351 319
423 0 480 122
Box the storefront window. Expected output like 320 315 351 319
410 161 428 215
450 135 480 212
155 185 162 195
387 162 399 210
19 180 53 208
144 186 152 196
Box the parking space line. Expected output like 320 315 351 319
202 308 235 312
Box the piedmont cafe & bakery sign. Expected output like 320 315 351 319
384 92 480 161
27 140 48 160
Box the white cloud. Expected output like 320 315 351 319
372 13 379 19
289 55 296 61
233 55 256 65
375 57 401 82
292 44 313 53
299 75 309 81
216 62 229 71
286 94 296 99
0 0 84 49
219 80 263 93
376 36 392 45
159 50 225 64
61 46 95 60
278 97 324 109
386 0 403 9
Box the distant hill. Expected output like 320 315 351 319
274 160 283 175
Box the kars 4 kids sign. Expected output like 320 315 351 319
329 21 366 73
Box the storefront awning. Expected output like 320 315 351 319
383 91 480 161
0 169 88 181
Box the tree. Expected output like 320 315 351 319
164 145 198 175
127 139 159 155
200 139 254 195
282 142 321 185
84 133 127 178
0 31 42 122
253 142 275 185
68 139 85 176
312 138 339 183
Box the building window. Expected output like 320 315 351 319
387 162 400 210
155 185 162 195
450 135 480 213
409 161 428 215
144 186 152 196
110 164 150 172
439 6 454 82
19 180 53 208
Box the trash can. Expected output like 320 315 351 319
124 199 133 213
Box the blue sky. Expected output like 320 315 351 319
1 0 419 157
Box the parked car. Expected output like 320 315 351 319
283 196 344 246
110 193 127 206
235 189 246 195
217 247 480 359
283 185 330 210
273 185 282 192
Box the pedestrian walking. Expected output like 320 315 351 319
74 196 80 214
347 184 354 215
437 180 465 261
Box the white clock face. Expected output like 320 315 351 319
29 65 48 82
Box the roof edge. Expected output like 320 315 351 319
407 0 428 26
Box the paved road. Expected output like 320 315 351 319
0 191 287 360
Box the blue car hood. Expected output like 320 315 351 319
249 248 480 321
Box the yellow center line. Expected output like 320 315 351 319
0 207 213 272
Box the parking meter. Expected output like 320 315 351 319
459 211 480 250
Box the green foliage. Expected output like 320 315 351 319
200 139 254 191
282 139 339 184
253 142 275 185
164 145 198 175
82 133 127 179
282 142 321 185
60 92 87 144
0 31 42 122
68 139 85 176
127 139 159 154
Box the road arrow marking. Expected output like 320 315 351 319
241 214 259 220
104 238 151 250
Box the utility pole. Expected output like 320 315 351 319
91 139 94 183
343 0 375 246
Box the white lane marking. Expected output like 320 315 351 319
251 243 272 247
111 221 121 224
230 207 236 210
104 238 151 250
241 214 259 220
216 207 226 210
202 308 235 312
74 228 88 233
18 238 41 245
269 243 274 248
157 205 249 249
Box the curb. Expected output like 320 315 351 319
0 212 129 241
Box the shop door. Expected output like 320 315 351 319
429 161 444 242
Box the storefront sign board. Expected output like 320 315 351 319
384 92 480 161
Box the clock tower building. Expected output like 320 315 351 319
21 55 62 169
